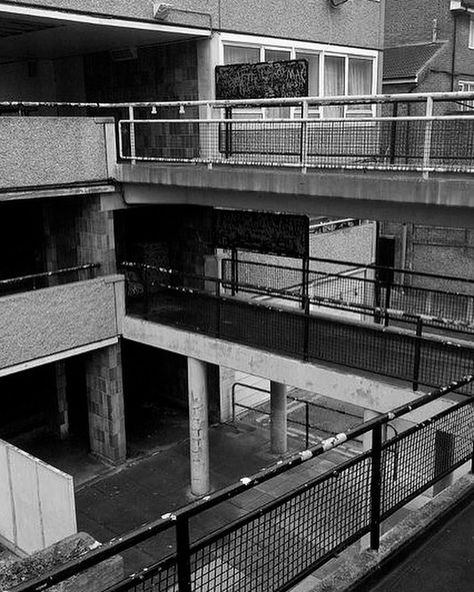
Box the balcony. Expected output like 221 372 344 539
0 267 124 371
0 114 113 193
1 92 473 221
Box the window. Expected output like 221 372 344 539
470 18 474 49
221 38 376 119
458 80 474 111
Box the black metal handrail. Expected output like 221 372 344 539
0 264 100 296
12 375 474 592
122 262 474 393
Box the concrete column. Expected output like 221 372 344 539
85 343 126 464
188 357 210 496
270 381 288 455
54 360 69 440
220 367 236 423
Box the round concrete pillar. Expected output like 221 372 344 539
187 357 210 496
270 381 288 455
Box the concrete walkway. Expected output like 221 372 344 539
75 422 362 576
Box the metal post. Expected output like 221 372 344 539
300 100 309 173
471 438 474 474
384 282 392 327
422 96 433 178
225 106 232 158
231 248 238 296
128 105 136 165
412 317 423 391
303 295 310 362
215 277 221 338
389 101 398 164
206 102 213 170
370 423 383 551
305 401 310 449
301 255 309 311
144 265 149 318
176 517 192 592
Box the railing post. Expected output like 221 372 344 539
383 282 392 327
225 106 233 158
370 423 383 551
303 295 310 362
143 265 149 318
206 102 213 170
422 96 433 178
300 100 309 173
231 384 236 423
389 101 398 164
412 317 423 391
215 276 221 338
301 255 309 311
305 401 310 449
128 105 136 165
176 516 192 592
231 248 238 296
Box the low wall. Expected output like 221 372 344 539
0 440 76 555
0 532 123 592
0 275 124 370
0 117 108 189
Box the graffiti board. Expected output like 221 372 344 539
215 59 308 101
214 210 309 257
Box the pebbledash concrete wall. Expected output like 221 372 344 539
0 117 109 190
0 276 124 370
8 0 384 49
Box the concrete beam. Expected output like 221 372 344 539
119 165 474 228
123 316 455 419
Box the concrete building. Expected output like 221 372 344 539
0 0 473 569
382 0 474 282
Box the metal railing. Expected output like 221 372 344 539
222 257 474 336
0 264 100 297
12 375 474 592
116 91 474 174
122 263 474 394
2 91 474 175
231 382 362 449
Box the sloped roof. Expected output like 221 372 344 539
383 42 446 81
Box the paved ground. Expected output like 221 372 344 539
75 421 364 576
369 496 474 591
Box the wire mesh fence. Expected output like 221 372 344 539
16 370 474 592
122 263 474 395
119 113 474 173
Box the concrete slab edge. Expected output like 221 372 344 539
306 472 474 592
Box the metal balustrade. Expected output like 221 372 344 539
0 264 100 297
122 263 474 394
13 376 474 592
1 91 474 175
222 258 474 336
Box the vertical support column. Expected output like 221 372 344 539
54 360 69 440
187 357 210 496
129 105 136 165
219 367 236 423
86 343 126 464
270 381 288 455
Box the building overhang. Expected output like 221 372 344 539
0 2 211 62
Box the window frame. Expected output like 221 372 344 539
219 33 378 120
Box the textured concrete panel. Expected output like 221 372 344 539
38 467 76 548
0 446 14 543
0 276 123 370
8 0 383 48
0 117 107 189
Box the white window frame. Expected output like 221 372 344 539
469 18 474 49
218 32 379 119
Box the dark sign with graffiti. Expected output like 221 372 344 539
215 59 308 101
213 210 309 257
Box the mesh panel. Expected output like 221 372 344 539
190 456 371 592
381 401 474 517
